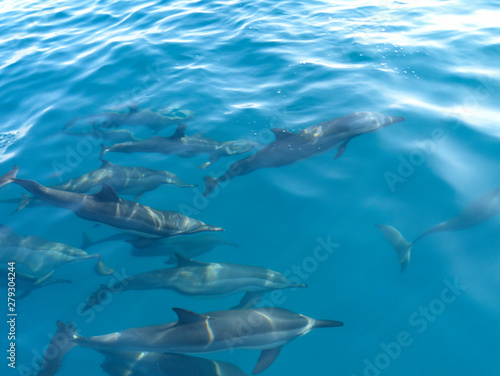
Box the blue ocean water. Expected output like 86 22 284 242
1 0 500 375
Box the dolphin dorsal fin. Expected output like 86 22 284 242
93 184 120 202
172 308 207 324
170 124 187 139
100 160 114 169
127 103 139 113
271 128 294 139
173 253 206 267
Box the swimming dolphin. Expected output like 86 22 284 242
82 254 306 312
0 224 113 277
98 351 249 376
64 106 194 134
0 167 223 238
82 232 238 261
1 269 70 299
41 307 343 375
377 186 500 272
15 160 196 212
202 112 405 196
101 124 258 169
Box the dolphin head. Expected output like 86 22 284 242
223 140 259 155
347 112 405 135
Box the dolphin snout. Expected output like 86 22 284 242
390 116 406 124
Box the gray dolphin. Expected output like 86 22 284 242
64 106 194 134
377 186 500 272
0 224 113 278
83 254 306 312
203 112 405 196
1 269 70 299
98 351 249 376
15 160 196 212
41 307 343 375
101 124 258 169
0 167 223 238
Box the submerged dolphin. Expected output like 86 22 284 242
0 167 223 238
101 124 258 169
15 160 195 212
83 254 306 311
64 106 194 134
99 351 249 376
203 112 405 196
42 307 343 375
377 186 500 272
1 269 70 299
0 224 113 277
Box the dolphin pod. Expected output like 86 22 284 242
0 166 223 238
40 307 342 375
63 105 194 134
202 112 405 196
14 159 196 212
82 254 306 312
0 224 113 279
101 123 259 169
377 186 500 272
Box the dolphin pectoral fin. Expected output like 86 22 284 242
198 161 211 170
231 292 265 310
133 192 145 201
0 166 18 188
12 193 32 214
252 347 282 375
376 224 413 272
127 237 158 249
202 176 219 197
95 257 115 276
93 184 121 202
333 140 349 160
172 253 207 267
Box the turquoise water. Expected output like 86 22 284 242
1 0 500 375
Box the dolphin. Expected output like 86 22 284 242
64 106 194 134
202 112 405 196
15 160 196 212
0 167 223 238
98 351 249 376
82 232 238 261
0 224 113 277
82 254 306 312
101 124 258 169
41 307 343 375
1 269 70 299
377 186 500 272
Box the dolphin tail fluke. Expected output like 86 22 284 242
36 321 79 376
202 176 219 197
0 166 18 188
376 224 413 272
252 347 282 375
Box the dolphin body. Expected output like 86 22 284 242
0 167 223 238
64 106 194 134
202 112 405 196
98 351 249 376
0 224 113 278
83 254 306 311
1 269 70 299
101 124 258 169
377 186 500 272
41 307 343 375
15 160 195 212
64 128 142 144
82 232 238 261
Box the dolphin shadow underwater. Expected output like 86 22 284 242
11 160 196 213
377 186 500 272
39 307 343 376
0 166 223 238
82 253 307 312
101 123 259 169
202 112 405 196
0 224 113 280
